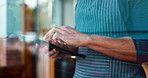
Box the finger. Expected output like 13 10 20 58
49 51 54 56
51 51 59 58
43 28 56 40
52 32 63 40
49 50 57 56
43 27 68 40
49 49 59 56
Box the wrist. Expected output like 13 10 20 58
83 35 103 47
81 34 92 47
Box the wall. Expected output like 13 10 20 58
0 0 22 66
63 0 75 27
51 0 75 27
0 0 22 37
0 0 7 37
7 0 22 37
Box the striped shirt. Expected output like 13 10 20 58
74 0 148 78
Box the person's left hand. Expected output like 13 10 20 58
43 26 90 47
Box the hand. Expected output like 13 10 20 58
48 39 60 59
48 38 78 59
43 26 90 47
49 49 59 58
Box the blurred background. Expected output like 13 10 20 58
0 0 76 78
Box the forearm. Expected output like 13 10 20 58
84 35 136 62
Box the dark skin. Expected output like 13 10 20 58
43 26 136 62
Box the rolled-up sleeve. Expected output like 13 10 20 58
131 0 148 64
133 39 148 64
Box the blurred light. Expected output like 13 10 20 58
25 0 37 9
70 56 76 59
38 0 48 4
21 32 37 43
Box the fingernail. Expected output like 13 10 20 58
53 49 56 51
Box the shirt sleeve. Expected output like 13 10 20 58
131 0 148 64
133 39 148 64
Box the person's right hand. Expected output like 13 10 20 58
43 27 78 59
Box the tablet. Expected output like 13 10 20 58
49 42 86 59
